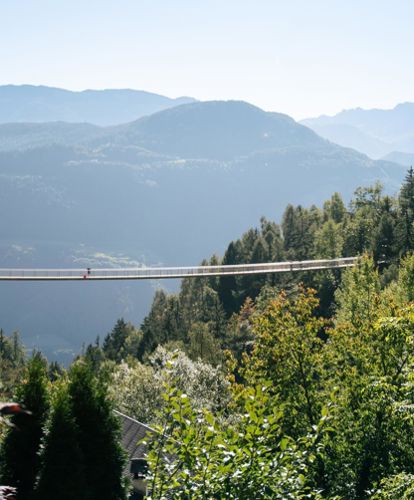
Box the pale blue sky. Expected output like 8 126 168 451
1 0 414 119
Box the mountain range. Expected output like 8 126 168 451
302 102 414 162
0 96 407 361
0 85 195 126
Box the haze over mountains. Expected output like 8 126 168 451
0 85 195 126
302 102 414 163
0 89 407 361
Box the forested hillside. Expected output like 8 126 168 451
0 101 406 360
122 169 414 363
4 172 414 497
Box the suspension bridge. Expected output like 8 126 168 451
0 257 358 281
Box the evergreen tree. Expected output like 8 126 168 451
82 337 105 371
396 253 414 303
139 290 171 358
103 319 142 362
187 321 222 364
240 236 269 300
373 210 397 262
260 217 284 262
218 240 243 315
35 386 87 500
335 255 381 330
323 192 346 223
68 363 126 500
0 330 26 399
397 167 414 255
282 205 315 260
0 354 50 500
342 210 374 256
314 220 343 259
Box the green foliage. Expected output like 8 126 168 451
323 277 414 497
335 255 382 330
187 321 222 364
103 319 142 362
396 252 414 303
0 330 26 399
323 192 346 224
35 385 87 500
36 364 126 500
146 382 327 499
282 204 317 260
67 363 126 500
372 473 414 499
109 347 230 425
7 172 414 499
139 290 181 359
242 288 325 435
314 220 343 259
138 169 414 363
0 354 50 500
397 167 414 255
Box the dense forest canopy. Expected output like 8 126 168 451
4 170 414 498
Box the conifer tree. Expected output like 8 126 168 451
324 192 346 223
335 255 381 330
139 290 170 358
68 363 126 500
103 319 142 362
0 353 49 500
397 167 414 254
218 240 243 315
35 385 87 500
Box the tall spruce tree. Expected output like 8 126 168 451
35 385 87 500
139 289 180 358
0 354 49 500
68 362 126 500
218 240 243 315
398 167 414 255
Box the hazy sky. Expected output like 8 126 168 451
2 0 414 120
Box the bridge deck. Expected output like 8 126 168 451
0 257 357 281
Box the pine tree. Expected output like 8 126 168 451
0 353 49 500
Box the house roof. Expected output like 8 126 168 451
115 410 154 478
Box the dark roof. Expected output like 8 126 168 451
115 410 154 478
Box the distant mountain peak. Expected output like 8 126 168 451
301 101 414 159
110 99 320 160
0 85 197 126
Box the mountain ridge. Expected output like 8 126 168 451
0 98 406 359
302 101 414 159
0 84 196 126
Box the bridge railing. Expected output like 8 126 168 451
0 257 358 281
